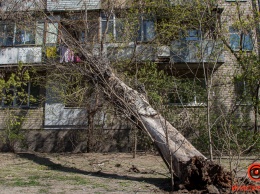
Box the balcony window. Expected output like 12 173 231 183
137 17 155 42
101 13 155 42
100 12 126 42
35 22 44 45
179 29 201 41
0 23 14 46
46 23 59 44
185 30 201 41
101 12 116 42
14 27 35 45
0 21 45 46
229 27 253 51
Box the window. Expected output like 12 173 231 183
229 27 253 51
35 22 44 45
14 24 36 45
101 12 116 42
100 12 125 42
1 82 41 108
46 23 59 44
226 0 247 2
234 78 252 104
63 75 88 108
137 16 155 42
183 29 201 41
168 79 206 106
0 23 15 46
0 21 44 46
101 13 155 42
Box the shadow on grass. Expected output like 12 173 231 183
17 153 171 191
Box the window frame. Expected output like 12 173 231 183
0 22 15 46
137 15 156 42
226 0 247 2
168 78 207 107
14 23 37 46
229 27 253 51
100 12 156 43
100 12 116 42
234 78 254 105
1 82 41 108
0 21 46 47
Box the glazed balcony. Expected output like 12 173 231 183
170 40 224 67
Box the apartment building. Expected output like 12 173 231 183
0 0 258 151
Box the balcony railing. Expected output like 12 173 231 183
170 40 224 63
0 0 45 11
107 44 157 62
0 47 42 65
46 0 101 11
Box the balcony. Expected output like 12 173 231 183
170 40 224 66
46 0 101 11
107 43 157 62
0 47 42 65
0 0 45 11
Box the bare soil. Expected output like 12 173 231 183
0 152 170 194
0 152 258 194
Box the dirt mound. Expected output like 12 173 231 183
179 157 232 193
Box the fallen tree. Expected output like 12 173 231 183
59 45 232 191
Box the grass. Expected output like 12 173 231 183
9 178 41 187
38 188 50 194
52 175 90 185
0 153 170 193
119 181 131 187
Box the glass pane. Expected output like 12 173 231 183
17 83 29 106
143 20 155 41
25 31 35 44
116 19 125 42
0 24 5 46
230 34 240 50
29 83 40 106
102 20 114 41
5 24 14 46
46 23 58 44
242 33 253 50
3 87 15 106
186 30 201 41
168 79 206 104
101 21 107 34
14 29 24 45
15 26 35 45
137 22 142 41
35 23 44 45
229 26 238 33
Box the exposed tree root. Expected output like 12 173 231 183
178 156 232 192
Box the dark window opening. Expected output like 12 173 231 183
234 78 252 104
168 79 206 105
1 82 41 108
0 23 15 46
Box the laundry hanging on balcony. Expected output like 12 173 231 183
59 45 74 63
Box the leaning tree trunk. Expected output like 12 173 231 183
67 53 232 190
55 34 233 190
